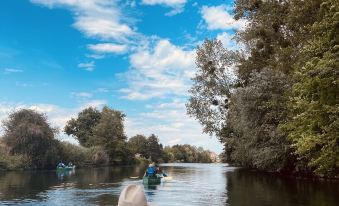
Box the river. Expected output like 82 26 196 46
0 163 338 206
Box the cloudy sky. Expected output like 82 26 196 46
0 0 244 153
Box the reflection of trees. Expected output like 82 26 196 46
0 166 150 204
226 169 339 206
68 166 146 188
0 171 58 200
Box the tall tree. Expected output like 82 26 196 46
128 134 148 158
187 0 337 175
91 106 127 163
282 0 339 175
147 134 163 162
64 107 101 147
2 109 60 169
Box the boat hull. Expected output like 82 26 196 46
56 166 75 172
143 176 161 184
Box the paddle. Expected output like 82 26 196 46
163 176 173 181
160 173 173 181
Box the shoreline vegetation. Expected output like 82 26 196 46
0 108 216 171
186 0 338 178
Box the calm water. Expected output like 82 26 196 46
0 163 338 206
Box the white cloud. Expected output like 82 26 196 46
120 39 196 100
78 61 95 71
141 0 187 16
125 99 223 153
216 32 239 50
71 92 93 98
31 0 135 43
88 43 128 54
79 99 107 110
74 16 134 42
4 68 23 74
201 5 247 30
95 88 109 93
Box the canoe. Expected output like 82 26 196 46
56 165 75 172
143 176 161 184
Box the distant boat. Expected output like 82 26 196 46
56 165 75 172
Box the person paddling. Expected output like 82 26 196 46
144 163 157 177
57 161 65 168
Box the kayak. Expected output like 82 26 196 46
56 165 75 172
143 176 161 184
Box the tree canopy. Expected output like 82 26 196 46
187 0 338 175
2 109 60 169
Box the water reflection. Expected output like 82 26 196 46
56 169 75 181
0 170 58 202
226 169 339 206
0 164 338 206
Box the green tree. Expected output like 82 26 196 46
220 69 293 171
2 109 60 169
91 106 128 163
187 0 335 175
64 107 101 147
282 0 339 175
147 134 163 162
128 134 148 157
163 144 213 163
187 39 235 136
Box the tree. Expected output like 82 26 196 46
64 107 101 147
282 0 339 175
128 134 148 157
163 144 213 163
187 0 337 175
2 109 60 169
220 69 293 171
147 134 163 162
187 39 236 136
91 106 127 163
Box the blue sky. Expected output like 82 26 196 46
0 0 245 153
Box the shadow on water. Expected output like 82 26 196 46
226 169 339 206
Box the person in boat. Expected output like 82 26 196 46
155 164 167 177
57 162 65 168
68 162 73 167
144 162 157 177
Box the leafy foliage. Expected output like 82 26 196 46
147 134 164 162
2 109 60 169
163 144 213 163
127 134 164 162
187 0 337 175
64 107 101 147
127 134 149 157
282 0 339 175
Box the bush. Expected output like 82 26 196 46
0 142 30 170
2 109 60 169
59 142 89 167
89 146 109 166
